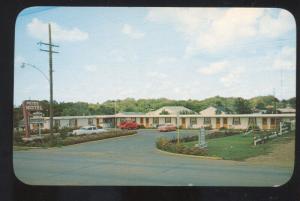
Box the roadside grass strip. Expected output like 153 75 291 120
182 131 295 161
157 129 295 161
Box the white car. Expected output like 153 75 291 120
72 126 107 135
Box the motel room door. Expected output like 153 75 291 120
181 118 186 128
270 118 276 129
96 118 100 127
262 118 268 130
140 117 144 126
223 118 228 128
145 118 149 127
216 118 220 129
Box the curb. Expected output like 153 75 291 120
156 148 222 160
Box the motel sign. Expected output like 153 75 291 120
24 101 43 111
22 100 43 138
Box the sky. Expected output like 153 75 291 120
14 7 296 106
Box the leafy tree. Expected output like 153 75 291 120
13 95 296 117
234 98 252 114
287 97 296 108
160 109 170 115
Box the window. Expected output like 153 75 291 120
204 117 211 125
54 120 60 127
120 117 126 122
233 117 241 125
165 117 171 123
263 118 267 125
271 118 276 125
69 119 77 127
88 118 93 125
131 117 136 122
190 117 197 125
153 117 159 124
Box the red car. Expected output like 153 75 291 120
158 123 177 132
118 120 139 130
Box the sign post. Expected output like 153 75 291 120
177 114 180 144
199 127 207 148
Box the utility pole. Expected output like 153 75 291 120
38 24 59 135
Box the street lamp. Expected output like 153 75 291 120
21 62 53 135
21 62 49 82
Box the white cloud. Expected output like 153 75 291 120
258 9 295 38
147 8 295 56
83 64 98 72
147 71 168 79
156 57 177 65
27 18 89 42
272 46 296 70
220 68 244 87
198 61 228 75
121 24 145 39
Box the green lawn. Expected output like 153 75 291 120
182 131 295 161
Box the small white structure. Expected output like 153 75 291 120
277 107 296 114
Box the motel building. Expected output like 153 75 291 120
26 106 296 131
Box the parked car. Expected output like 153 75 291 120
158 123 177 132
118 121 139 130
72 126 107 135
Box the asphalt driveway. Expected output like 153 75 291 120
13 130 294 186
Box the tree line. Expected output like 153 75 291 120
14 95 295 124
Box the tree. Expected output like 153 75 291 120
234 98 252 114
287 97 296 108
159 109 170 115
13 106 23 129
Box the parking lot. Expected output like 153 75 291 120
13 130 293 186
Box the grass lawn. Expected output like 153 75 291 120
182 131 295 161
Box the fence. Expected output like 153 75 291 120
253 121 293 146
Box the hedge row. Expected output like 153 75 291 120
206 130 242 139
14 126 77 136
14 130 137 148
156 138 208 156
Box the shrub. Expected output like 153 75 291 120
138 124 145 129
204 125 212 130
206 130 241 139
13 131 23 144
156 137 208 156
219 127 227 130
14 130 137 148
247 125 260 131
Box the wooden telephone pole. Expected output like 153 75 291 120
38 24 59 135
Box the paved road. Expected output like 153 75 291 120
13 130 293 186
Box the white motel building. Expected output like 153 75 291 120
30 106 296 131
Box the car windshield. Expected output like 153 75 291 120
80 127 88 130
